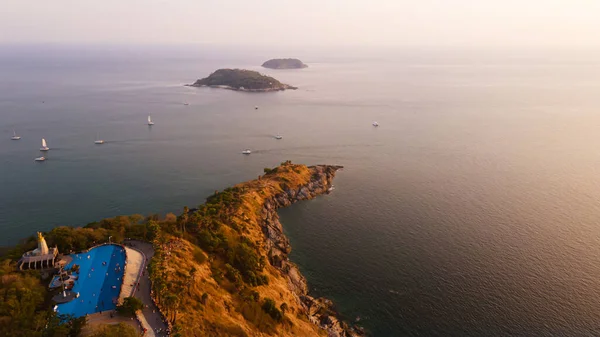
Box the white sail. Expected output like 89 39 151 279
148 115 152 123
42 138 47 147
13 130 16 137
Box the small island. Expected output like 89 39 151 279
188 68 297 92
262 58 308 69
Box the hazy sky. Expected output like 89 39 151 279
2 0 600 47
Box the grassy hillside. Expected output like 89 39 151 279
148 162 327 336
2 162 341 336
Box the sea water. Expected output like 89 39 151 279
3 45 600 335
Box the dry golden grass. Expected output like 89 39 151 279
154 163 326 336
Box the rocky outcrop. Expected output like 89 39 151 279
187 68 297 92
262 58 308 69
260 165 363 337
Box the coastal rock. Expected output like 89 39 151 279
259 165 363 337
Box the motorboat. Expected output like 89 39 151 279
94 133 104 144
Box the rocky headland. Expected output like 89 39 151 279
188 68 297 92
262 58 308 69
1 162 364 336
261 165 364 336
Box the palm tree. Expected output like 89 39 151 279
180 206 189 233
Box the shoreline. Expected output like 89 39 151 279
259 165 363 336
185 83 298 92
5 164 361 336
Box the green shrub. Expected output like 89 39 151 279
261 298 283 322
116 297 144 316
193 247 207 264
239 301 277 333
225 264 243 286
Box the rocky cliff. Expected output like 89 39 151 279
260 165 363 337
144 162 364 336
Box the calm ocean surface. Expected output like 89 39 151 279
2 45 600 336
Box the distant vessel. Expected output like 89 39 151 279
35 156 46 162
275 134 283 140
40 138 50 151
11 130 21 140
94 133 104 144
255 106 258 110
242 149 252 155
147 115 154 125
184 102 189 106
372 121 379 127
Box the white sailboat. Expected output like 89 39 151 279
40 138 50 151
94 133 104 144
11 130 21 140
147 115 154 125
275 134 283 140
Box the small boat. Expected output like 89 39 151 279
11 130 21 140
183 102 189 106
275 134 283 140
35 156 46 162
372 121 379 127
94 133 104 144
327 185 335 193
147 115 154 125
255 106 258 110
242 149 252 155
40 138 50 151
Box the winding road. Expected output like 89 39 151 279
124 240 168 336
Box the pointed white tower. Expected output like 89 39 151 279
37 232 49 255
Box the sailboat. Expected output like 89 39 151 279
11 130 21 140
147 115 154 125
94 133 104 144
40 138 50 151
275 134 283 140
